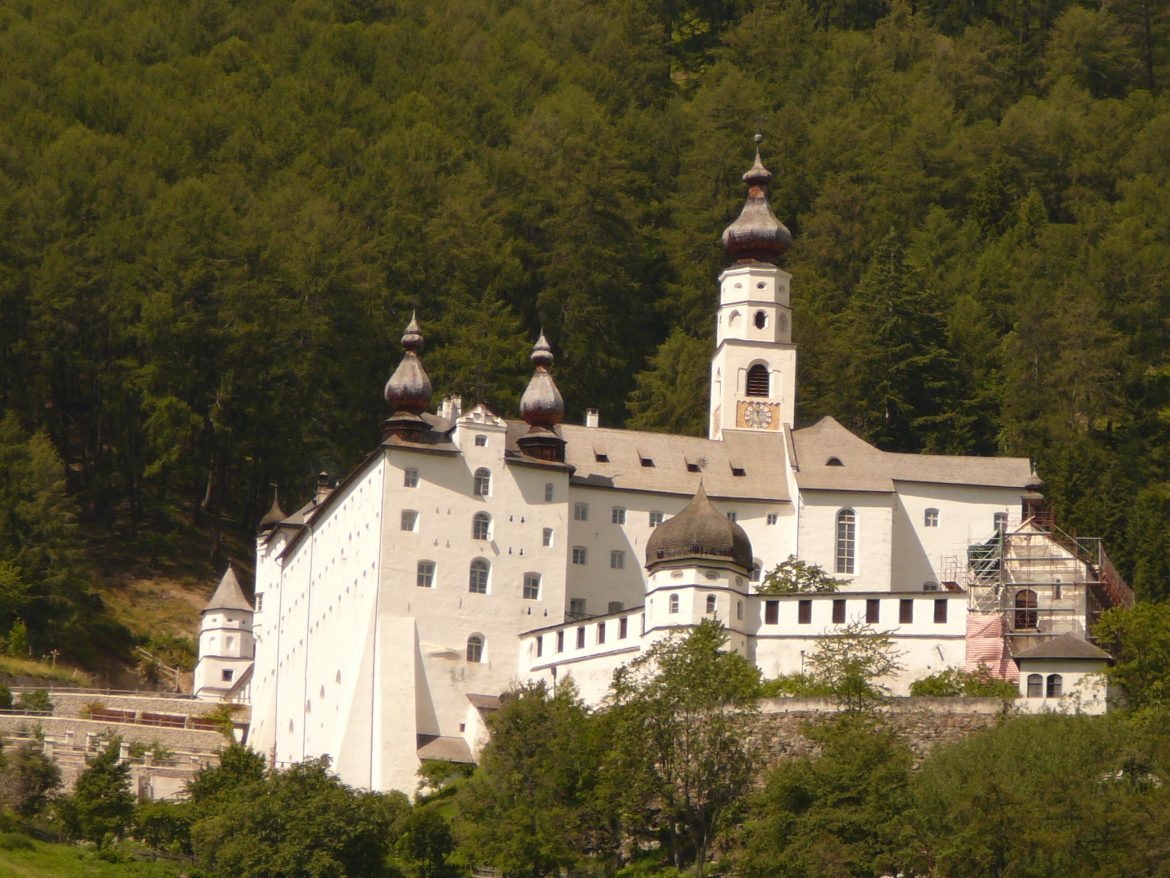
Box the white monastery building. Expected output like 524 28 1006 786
198 141 1131 795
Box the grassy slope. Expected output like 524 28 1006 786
0 834 182 877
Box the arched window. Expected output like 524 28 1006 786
836 509 856 574
668 594 680 614
754 310 767 329
746 364 770 397
1014 589 1038 629
994 511 1008 531
472 512 491 540
473 467 491 496
1046 674 1063 697
1027 673 1043 697
466 634 484 663
777 313 789 335
469 559 489 594
706 595 717 614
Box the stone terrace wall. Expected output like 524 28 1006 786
749 696 1010 767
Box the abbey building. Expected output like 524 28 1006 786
194 142 1129 795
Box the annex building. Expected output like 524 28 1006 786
194 142 1130 795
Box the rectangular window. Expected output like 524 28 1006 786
611 506 626 524
401 510 418 531
608 601 624 613
924 508 940 527
576 627 586 649
766 513 778 525
403 468 419 488
836 510 856 574
544 482 554 502
765 600 779 625
256 593 264 612
597 623 606 644
649 511 665 527
900 599 914 624
416 562 435 588
866 599 880 624
221 669 234 682
542 528 553 547
556 630 564 653
570 597 587 617
619 617 628 639
523 573 541 600
572 547 587 565
934 599 948 624
832 599 846 624
798 599 812 624
726 511 737 522
474 434 487 447
536 636 543 658
574 502 589 521
737 600 743 621
610 550 625 570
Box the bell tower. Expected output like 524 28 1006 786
710 137 796 440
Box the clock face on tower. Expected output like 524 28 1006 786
736 400 778 430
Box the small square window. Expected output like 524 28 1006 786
544 482 554 502
574 502 589 521
866 599 880 624
542 528 553 547
570 597 587 617
523 573 541 600
798 599 812 624
221 669 234 682
611 506 626 525
610 550 625 570
572 547 587 565
766 513 778 525
474 434 487 447
403 468 419 488
401 510 418 531
726 511 737 523
608 601 624 613
649 511 664 527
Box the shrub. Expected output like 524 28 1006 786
910 666 1019 698
15 689 53 713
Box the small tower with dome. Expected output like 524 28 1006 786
193 566 255 702
709 136 797 440
643 483 754 656
517 331 567 462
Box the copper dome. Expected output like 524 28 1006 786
721 136 792 263
645 483 754 571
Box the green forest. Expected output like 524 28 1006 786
1 0 1170 651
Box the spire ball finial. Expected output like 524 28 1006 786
401 311 423 351
531 329 554 368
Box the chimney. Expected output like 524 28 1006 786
315 471 332 504
586 408 600 428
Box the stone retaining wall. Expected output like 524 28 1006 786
749 696 1010 766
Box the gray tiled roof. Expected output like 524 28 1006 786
1013 632 1113 662
203 566 253 613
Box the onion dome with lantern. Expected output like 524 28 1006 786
721 134 792 264
517 331 567 462
645 482 754 574
382 313 435 442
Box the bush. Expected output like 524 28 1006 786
910 666 1019 698
759 673 834 698
0 685 12 709
134 800 193 854
15 689 53 713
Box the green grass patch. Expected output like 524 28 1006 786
0 656 90 686
0 833 184 877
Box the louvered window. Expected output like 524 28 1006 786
746 364 770 397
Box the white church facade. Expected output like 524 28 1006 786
199 141 1129 795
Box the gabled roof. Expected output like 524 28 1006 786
203 567 253 614
792 416 1031 492
1013 632 1113 662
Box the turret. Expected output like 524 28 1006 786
193 566 255 702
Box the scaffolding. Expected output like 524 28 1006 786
965 519 1133 646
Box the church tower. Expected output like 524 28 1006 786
709 137 796 440
194 565 255 702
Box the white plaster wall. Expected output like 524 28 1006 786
244 530 287 758
797 491 894 590
1016 659 1109 714
892 483 1023 589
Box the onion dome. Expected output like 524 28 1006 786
257 486 285 533
645 483 753 572
721 134 792 263
383 313 432 416
519 331 564 429
1025 466 1044 493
